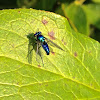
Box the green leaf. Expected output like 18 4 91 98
0 9 100 100
92 0 100 3
82 3 100 29
61 3 90 36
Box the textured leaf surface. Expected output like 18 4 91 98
0 9 100 100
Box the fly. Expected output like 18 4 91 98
27 31 63 66
34 31 63 54
34 31 50 55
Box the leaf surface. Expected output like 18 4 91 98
0 9 100 100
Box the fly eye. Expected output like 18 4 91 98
39 32 41 34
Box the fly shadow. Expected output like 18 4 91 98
26 33 44 65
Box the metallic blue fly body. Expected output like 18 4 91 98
27 31 63 66
34 31 50 55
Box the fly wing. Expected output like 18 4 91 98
45 37 64 51
27 43 33 64
36 41 44 66
27 33 44 66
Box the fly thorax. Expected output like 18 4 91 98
38 35 45 43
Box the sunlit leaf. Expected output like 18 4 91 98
0 9 100 100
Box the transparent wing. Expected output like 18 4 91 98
27 33 44 66
27 41 33 64
27 41 44 66
36 42 44 66
45 37 64 51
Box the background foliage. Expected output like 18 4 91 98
0 0 100 42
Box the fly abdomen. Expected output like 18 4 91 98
42 42 50 55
